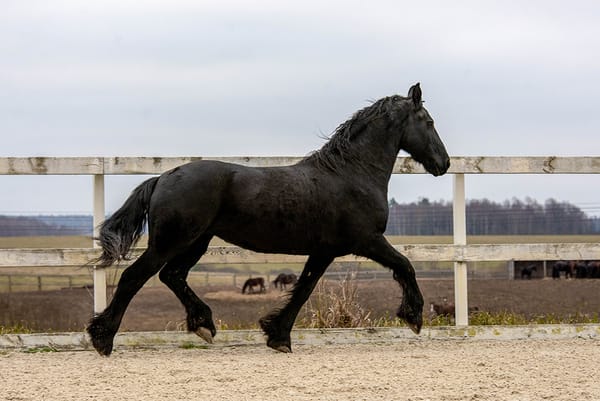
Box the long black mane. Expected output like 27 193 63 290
303 96 403 171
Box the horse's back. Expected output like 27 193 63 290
146 159 387 256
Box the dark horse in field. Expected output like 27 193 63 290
86 83 450 355
521 264 537 280
242 277 266 294
552 261 574 279
272 273 297 290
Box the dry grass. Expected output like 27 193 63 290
300 274 372 328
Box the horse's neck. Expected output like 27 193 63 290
344 126 400 185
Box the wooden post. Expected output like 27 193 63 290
508 260 515 280
543 260 547 279
93 174 107 314
453 174 469 326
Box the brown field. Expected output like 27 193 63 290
1 234 599 332
1 278 599 332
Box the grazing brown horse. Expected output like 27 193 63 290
242 277 266 294
86 83 450 355
272 273 297 290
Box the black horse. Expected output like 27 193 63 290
242 277 266 294
521 264 537 280
574 261 588 279
87 83 450 355
272 273 297 290
587 261 600 278
552 261 574 279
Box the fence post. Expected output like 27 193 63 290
542 261 547 278
453 173 469 326
93 173 107 314
507 260 515 280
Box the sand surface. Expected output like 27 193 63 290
2 338 599 401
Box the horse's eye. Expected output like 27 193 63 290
427 120 434 128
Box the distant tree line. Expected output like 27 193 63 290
1 199 599 237
0 215 92 237
385 197 600 235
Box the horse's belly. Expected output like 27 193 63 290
214 224 315 255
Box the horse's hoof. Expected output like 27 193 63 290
273 345 292 353
88 334 114 356
86 319 115 356
407 322 421 335
195 327 214 344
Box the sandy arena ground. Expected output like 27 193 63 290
1 338 599 401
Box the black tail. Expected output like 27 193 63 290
95 176 160 267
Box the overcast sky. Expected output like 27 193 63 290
1 0 599 215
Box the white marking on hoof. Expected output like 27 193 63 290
274 345 291 353
407 323 421 335
196 327 214 344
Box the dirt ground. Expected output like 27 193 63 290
1 278 599 332
2 339 599 401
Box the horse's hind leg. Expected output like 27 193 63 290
260 254 334 353
87 249 166 356
158 236 216 343
358 235 424 334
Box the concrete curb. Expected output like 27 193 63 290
1 324 599 351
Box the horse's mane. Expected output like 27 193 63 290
303 95 404 171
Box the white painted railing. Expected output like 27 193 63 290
1 156 600 325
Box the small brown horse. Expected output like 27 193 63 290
272 273 297 290
242 277 266 294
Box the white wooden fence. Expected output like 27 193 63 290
1 156 600 326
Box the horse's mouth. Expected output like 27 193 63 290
427 158 450 177
427 164 448 177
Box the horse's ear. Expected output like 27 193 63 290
408 83 422 109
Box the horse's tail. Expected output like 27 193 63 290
95 176 160 267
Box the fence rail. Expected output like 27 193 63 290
1 156 600 175
1 243 599 267
1 155 600 326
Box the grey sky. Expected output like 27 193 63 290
1 0 599 215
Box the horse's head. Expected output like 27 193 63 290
393 83 450 177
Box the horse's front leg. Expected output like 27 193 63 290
358 235 424 334
259 254 334 353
